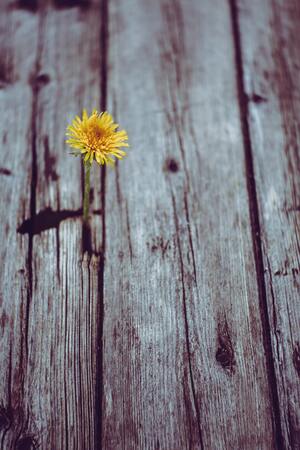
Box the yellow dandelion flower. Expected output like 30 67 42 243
66 109 129 166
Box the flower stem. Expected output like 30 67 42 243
83 162 91 222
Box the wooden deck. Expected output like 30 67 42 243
0 0 300 448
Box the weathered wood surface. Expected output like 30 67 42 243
0 1 103 449
237 0 300 448
0 0 299 449
102 0 278 448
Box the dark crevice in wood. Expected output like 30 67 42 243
94 0 108 448
0 403 13 449
292 342 300 378
247 93 268 104
169 94 189 186
94 168 105 450
160 0 191 184
15 0 38 12
286 204 300 212
125 200 133 263
64 271 69 450
55 224 60 282
43 135 58 182
215 317 235 375
53 0 90 9
171 192 204 450
81 156 92 253
264 253 288 415
8 346 12 408
100 0 108 113
18 24 46 438
16 434 39 450
56 191 61 283
264 253 290 437
228 1 284 448
183 191 197 285
287 402 300 449
26 26 41 360
90 187 95 204
0 405 13 432
114 160 122 206
0 167 12 176
0 64 13 89
82 221 92 255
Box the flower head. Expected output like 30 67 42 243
66 109 129 166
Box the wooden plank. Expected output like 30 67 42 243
102 0 278 448
236 0 300 447
1 1 104 448
27 2 104 448
0 4 40 449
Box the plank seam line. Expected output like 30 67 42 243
228 1 284 448
93 0 109 448
26 12 45 360
171 191 205 450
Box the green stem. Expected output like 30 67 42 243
83 162 91 222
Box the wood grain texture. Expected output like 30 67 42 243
0 4 40 449
27 2 104 447
101 0 278 448
1 0 298 448
0 1 104 448
237 0 300 448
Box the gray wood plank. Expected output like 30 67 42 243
28 3 104 448
0 4 40 449
102 0 278 448
237 0 300 448
1 1 104 448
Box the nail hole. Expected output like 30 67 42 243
164 158 179 173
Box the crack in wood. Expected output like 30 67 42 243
292 342 300 378
16 434 39 450
114 160 122 206
0 404 13 432
43 135 58 182
0 167 12 176
14 0 38 12
93 0 109 448
247 93 268 104
159 0 190 183
125 200 133 263
171 191 204 450
0 55 14 87
183 190 197 285
229 1 284 447
53 0 90 9
287 400 300 448
82 220 92 255
21 11 46 394
215 318 236 375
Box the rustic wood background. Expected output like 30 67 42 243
0 0 299 449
